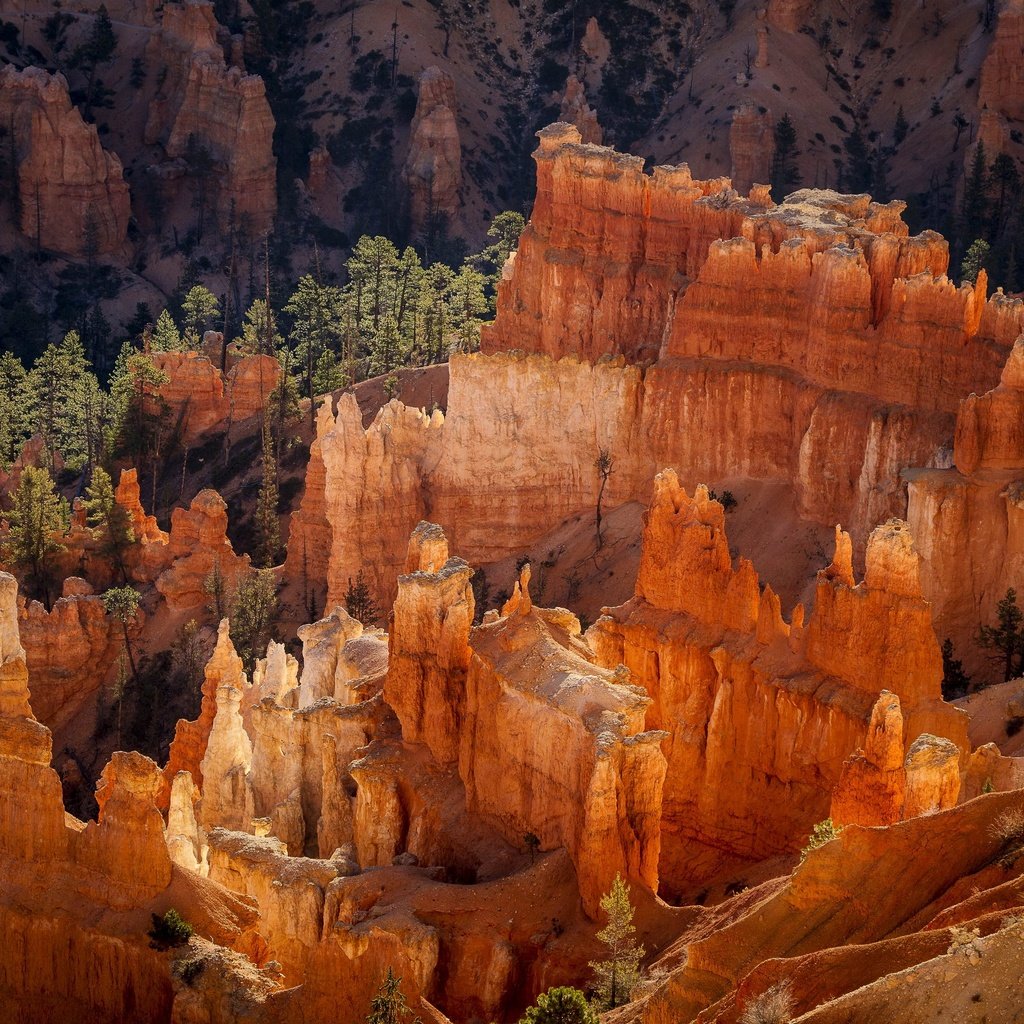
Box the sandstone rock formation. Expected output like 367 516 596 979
144 0 276 231
305 127 1022 616
156 489 250 611
0 66 129 255
559 74 602 145
729 102 774 194
979 0 1024 147
588 472 966 894
403 67 462 235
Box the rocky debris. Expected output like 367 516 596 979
0 66 129 255
403 67 462 235
144 0 276 231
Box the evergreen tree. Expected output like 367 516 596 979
977 588 1024 682
894 106 909 145
28 330 97 472
3 466 69 608
83 466 135 581
961 142 990 244
588 874 644 1010
366 968 422 1024
960 238 991 285
368 314 407 377
102 585 141 685
418 263 455 364
770 113 801 199
152 309 183 352
449 266 488 353
345 569 380 626
180 286 220 350
69 4 117 119
285 274 346 427
519 988 598 1024
229 568 278 675
240 299 283 355
253 418 281 568
941 638 971 700
0 351 32 469
106 347 169 464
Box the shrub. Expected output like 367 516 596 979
519 987 598 1024
148 909 194 949
799 818 841 862
989 807 1024 845
739 980 794 1024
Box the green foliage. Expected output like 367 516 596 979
148 909 193 949
894 106 909 145
2 466 68 607
941 638 971 699
254 421 281 568
977 588 1024 682
106 346 170 464
800 818 841 862
240 299 283 355
152 309 183 352
519 987 599 1024
84 466 135 579
345 569 380 626
102 584 140 624
0 351 31 469
589 873 644 1010
180 286 220 348
960 238 991 285
230 568 278 674
366 967 422 1024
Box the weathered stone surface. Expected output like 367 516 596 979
0 66 129 255
403 67 462 235
559 74 602 145
589 471 966 895
144 0 276 231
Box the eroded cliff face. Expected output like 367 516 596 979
144 0 276 232
587 471 966 895
909 326 1024 681
309 127 1022 616
0 66 130 255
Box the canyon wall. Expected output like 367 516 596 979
308 126 1022 615
0 66 129 255
587 471 966 895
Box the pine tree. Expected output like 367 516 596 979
418 263 455 364
894 106 909 145
366 968 422 1024
102 585 141 685
519 988 598 1024
285 273 346 427
83 466 135 581
3 466 69 608
449 266 488 353
961 142 990 244
180 286 220 350
960 238 991 285
203 557 228 619
70 3 117 119
977 588 1024 682
345 569 380 626
770 113 801 199
588 874 644 1010
368 314 406 377
254 417 281 568
240 299 283 355
0 351 32 469
941 638 971 699
106 346 169 463
152 309 183 352
229 568 278 674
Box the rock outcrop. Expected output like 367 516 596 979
588 472 966 895
403 67 462 235
144 0 276 231
979 0 1024 149
0 66 129 255
729 102 774 194
559 74 602 145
